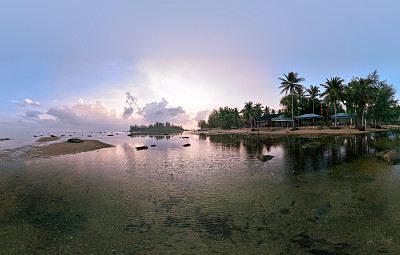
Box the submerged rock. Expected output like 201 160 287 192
67 138 84 143
183 144 191 147
301 142 322 149
151 144 156 147
136 146 148 150
376 150 400 164
257 155 274 162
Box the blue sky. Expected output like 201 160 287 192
1 0 400 133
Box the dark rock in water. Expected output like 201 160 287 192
67 138 84 143
279 208 291 215
164 133 169 135
136 146 148 150
376 150 400 164
182 136 189 139
183 144 191 147
257 155 274 162
151 145 156 147
108 135 113 136
0 138 11 141
50 135 56 137
61 135 65 136
87 135 92 137
34 135 37 137
302 142 322 149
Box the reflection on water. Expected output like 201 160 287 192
1 132 400 254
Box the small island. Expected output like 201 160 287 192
129 122 184 135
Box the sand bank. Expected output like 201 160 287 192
0 139 114 161
193 125 400 138
36 136 60 142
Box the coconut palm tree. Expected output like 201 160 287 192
241 101 254 128
306 85 320 114
321 76 344 126
279 72 305 122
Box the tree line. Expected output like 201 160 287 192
199 70 399 130
130 122 184 134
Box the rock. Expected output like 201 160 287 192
136 146 148 150
87 135 92 137
150 145 156 147
257 155 274 162
67 138 84 143
50 135 56 137
108 135 113 136
182 136 189 139
301 142 322 149
0 138 11 141
183 143 191 147
377 150 400 164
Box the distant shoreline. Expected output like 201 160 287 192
192 125 400 138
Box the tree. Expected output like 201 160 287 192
264 106 271 116
321 76 344 126
241 101 254 128
253 103 263 126
279 72 305 122
306 85 320 114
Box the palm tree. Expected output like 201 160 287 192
241 101 254 128
306 85 320 114
279 72 305 122
321 76 344 126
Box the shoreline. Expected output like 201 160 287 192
0 139 114 161
191 125 400 138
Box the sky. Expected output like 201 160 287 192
1 0 400 134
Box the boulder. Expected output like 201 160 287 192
183 143 191 147
376 150 400 164
67 138 84 143
301 142 322 149
150 145 156 147
136 146 148 150
258 155 274 162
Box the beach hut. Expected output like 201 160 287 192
256 114 280 127
296 113 322 126
330 113 356 125
271 115 295 127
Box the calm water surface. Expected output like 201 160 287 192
1 132 400 254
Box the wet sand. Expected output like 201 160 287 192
36 136 61 142
0 139 114 161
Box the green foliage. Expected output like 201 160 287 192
129 122 184 134
321 76 345 126
207 107 241 129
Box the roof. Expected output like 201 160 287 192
330 113 356 119
296 113 323 119
256 114 280 121
272 114 294 122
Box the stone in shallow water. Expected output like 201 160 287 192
257 155 274 162
67 138 84 143
376 150 400 164
301 142 322 149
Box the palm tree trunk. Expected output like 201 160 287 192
334 101 337 126
291 92 294 120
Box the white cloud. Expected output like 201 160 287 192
15 99 42 107
137 98 191 125
194 109 209 121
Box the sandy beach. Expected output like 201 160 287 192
0 139 114 161
193 125 400 138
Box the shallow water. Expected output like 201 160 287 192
1 132 400 254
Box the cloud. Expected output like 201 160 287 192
123 92 138 119
23 109 43 119
137 98 190 125
15 99 42 107
194 109 209 121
